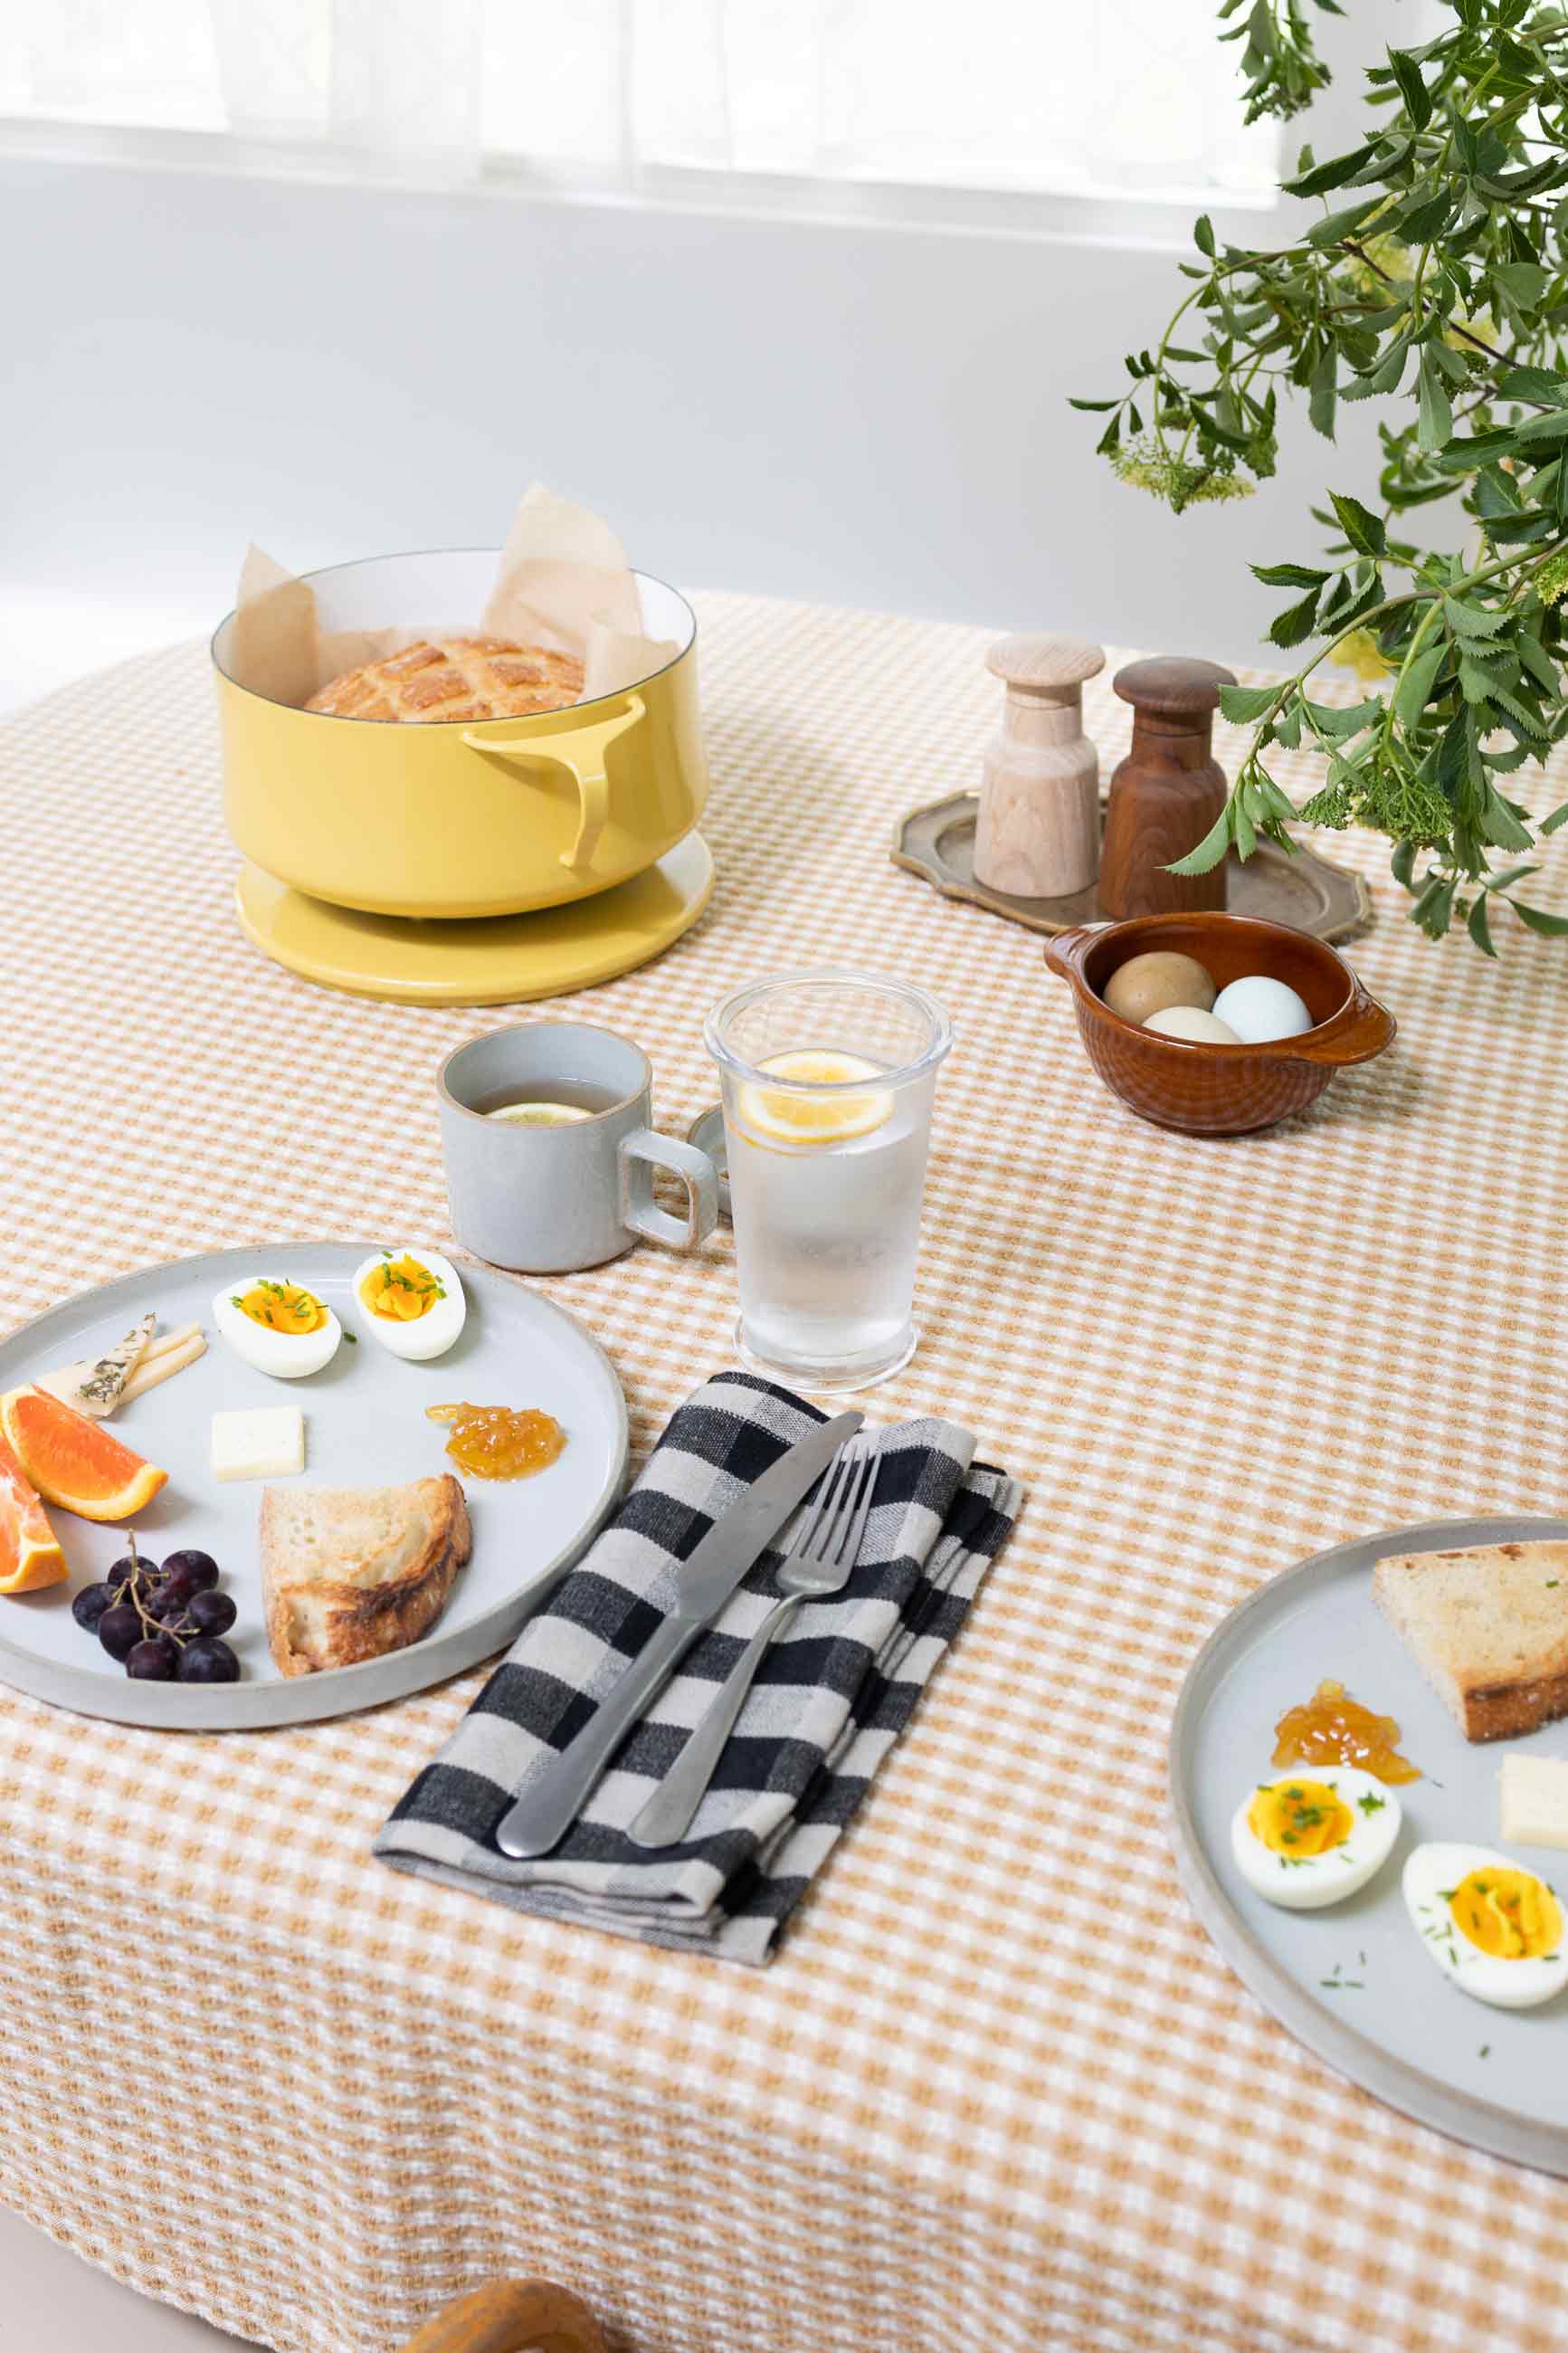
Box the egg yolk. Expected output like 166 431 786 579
1449 1869 1562 1960
236 1281 326 1334
1248 1780 1354 1857
361 1255 444 1322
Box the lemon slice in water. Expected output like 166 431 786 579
736 1051 893 1146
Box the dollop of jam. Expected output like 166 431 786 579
426 1402 565 1481
1271 1678 1421 1785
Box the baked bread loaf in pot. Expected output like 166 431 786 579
305 635 584 722
212 549 708 920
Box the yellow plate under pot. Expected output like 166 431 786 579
235 833 714 1006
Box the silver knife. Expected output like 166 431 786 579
494 1409 864 1859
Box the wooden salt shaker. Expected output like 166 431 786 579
974 634 1106 899
1099 655 1236 919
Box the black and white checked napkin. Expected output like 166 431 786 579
376 1370 1021 1965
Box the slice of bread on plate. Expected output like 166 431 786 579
1373 1540 1568 1742
261 1475 472 1677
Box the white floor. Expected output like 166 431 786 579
0 2204 260 2348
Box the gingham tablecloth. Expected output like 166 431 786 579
2 595 1566 2353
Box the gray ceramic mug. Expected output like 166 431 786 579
437 1024 719 1274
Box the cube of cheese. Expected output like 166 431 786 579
1499 1754 1568 1852
211 1405 304 1483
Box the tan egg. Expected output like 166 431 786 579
1144 1004 1241 1044
1102 950 1217 1024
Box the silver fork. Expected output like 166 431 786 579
627 1434 880 1849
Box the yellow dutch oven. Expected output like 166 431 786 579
212 549 708 919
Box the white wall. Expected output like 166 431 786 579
3 138 1392 704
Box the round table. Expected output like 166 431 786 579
1 596 1565 2353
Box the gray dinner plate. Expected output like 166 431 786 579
0 1243 627 1730
1171 1515 1568 2177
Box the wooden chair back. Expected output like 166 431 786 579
398 2279 607 2353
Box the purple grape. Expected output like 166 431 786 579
71 1582 114 1633
126 1635 178 1681
156 1563 199 1607
185 1589 236 1637
98 1603 145 1662
147 1581 194 1624
107 1554 156 1596
160 1548 219 1593
176 1638 239 1684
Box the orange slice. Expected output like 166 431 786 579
1 1386 167 1522
0 1435 68 1593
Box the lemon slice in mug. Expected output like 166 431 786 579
736 1052 894 1146
485 1101 594 1128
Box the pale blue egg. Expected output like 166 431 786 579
1212 974 1313 1043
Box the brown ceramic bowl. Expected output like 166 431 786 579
1042 911 1394 1136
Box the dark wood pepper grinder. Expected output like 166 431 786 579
1099 655 1237 918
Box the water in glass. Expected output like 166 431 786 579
708 974 951 1390
727 1059 928 1378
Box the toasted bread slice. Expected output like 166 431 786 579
1373 1540 1568 1743
260 1476 471 1677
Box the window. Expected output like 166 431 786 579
1 1 1279 217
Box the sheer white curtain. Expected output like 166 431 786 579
3 0 1277 203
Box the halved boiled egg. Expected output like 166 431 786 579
1231 1767 1402 1910
353 1248 466 1362
214 1278 342 1379
1403 1843 1568 2010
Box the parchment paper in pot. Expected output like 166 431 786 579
226 485 678 708
228 546 322 711
483 483 676 696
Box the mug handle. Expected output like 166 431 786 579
461 692 645 873
618 1129 719 1252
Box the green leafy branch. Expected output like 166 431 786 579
1074 0 1568 948
1220 0 1341 126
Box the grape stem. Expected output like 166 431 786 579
122 1534 195 1648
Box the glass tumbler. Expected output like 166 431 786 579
706 968 953 1391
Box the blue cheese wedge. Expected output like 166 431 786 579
211 1405 305 1483
36 1312 155 1418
